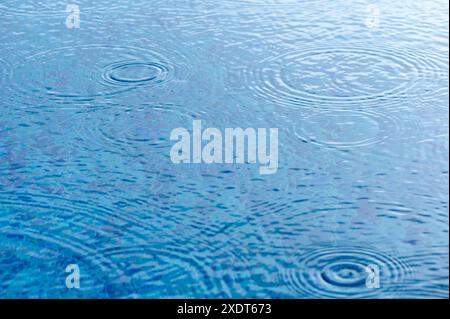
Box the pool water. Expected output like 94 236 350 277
0 0 448 298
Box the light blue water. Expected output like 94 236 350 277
0 0 448 298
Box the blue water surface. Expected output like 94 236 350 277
0 0 448 298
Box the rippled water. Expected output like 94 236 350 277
0 0 448 298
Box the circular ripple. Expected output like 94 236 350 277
293 109 400 149
102 61 171 87
249 46 447 110
322 262 367 287
5 44 187 108
283 246 412 298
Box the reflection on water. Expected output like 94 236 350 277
0 0 448 298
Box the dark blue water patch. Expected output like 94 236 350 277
0 229 113 298
99 240 255 298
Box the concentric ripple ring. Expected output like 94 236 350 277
5 44 187 107
249 46 447 110
102 61 171 87
283 246 412 298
